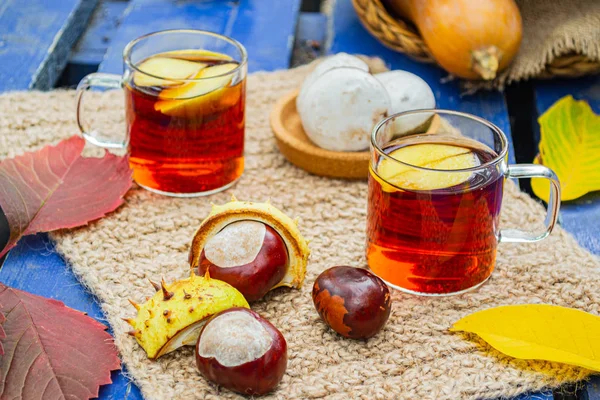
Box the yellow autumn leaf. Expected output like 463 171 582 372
450 304 600 371
532 95 600 202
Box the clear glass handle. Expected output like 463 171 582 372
499 164 561 243
76 72 126 149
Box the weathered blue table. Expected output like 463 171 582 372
0 1 598 399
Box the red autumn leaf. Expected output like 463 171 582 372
0 283 121 399
0 136 132 257
0 305 5 356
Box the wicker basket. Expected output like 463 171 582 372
352 0 600 79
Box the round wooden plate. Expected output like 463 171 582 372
269 89 370 179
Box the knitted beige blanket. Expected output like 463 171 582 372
1 65 599 399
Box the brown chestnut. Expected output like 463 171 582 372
196 307 287 396
198 220 288 301
312 266 391 339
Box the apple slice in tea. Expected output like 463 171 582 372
155 63 241 117
133 57 207 87
160 49 234 62
377 143 481 191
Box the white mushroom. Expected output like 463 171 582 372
297 67 390 152
375 70 436 133
297 53 369 107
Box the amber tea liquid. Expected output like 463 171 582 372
125 50 245 195
367 137 504 295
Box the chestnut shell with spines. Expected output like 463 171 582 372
195 307 288 396
312 266 392 339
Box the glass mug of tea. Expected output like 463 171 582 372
367 110 561 296
76 29 248 196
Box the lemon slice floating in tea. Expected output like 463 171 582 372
377 143 480 191
133 57 207 87
155 63 241 118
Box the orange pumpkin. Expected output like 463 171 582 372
386 0 522 80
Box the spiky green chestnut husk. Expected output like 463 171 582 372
125 272 249 359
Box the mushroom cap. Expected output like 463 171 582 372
298 67 390 152
297 53 369 107
375 70 436 133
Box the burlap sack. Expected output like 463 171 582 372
502 0 600 85
0 63 599 399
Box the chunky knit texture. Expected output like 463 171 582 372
0 63 598 399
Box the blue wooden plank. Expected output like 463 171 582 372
292 12 328 65
99 0 234 74
583 375 600 400
0 0 98 90
226 0 301 72
0 234 143 400
58 0 130 87
99 0 301 74
329 0 515 164
297 12 328 45
70 0 130 66
535 76 600 113
534 76 600 256
558 193 600 254
513 391 553 400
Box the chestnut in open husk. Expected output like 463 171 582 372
196 307 287 396
197 221 289 301
189 198 310 302
312 266 391 339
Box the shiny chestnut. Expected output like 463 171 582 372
312 266 391 339
198 220 288 301
196 307 287 396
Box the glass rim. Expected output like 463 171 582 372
371 109 509 173
123 29 248 82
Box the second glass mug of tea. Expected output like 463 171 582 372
76 29 248 196
367 110 561 296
